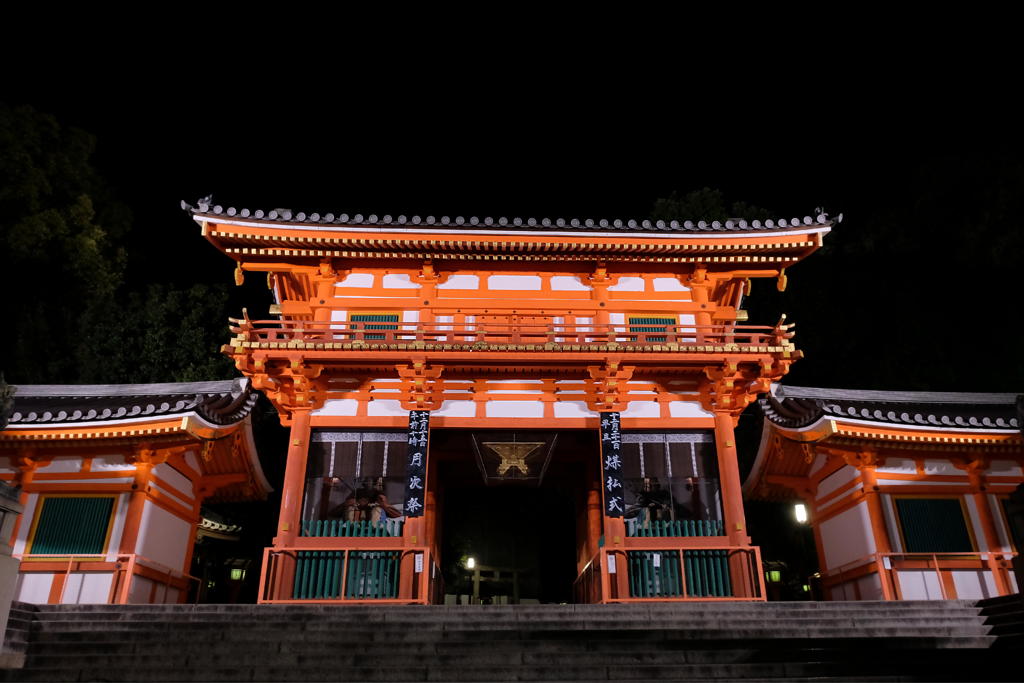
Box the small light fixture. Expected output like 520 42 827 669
794 503 808 524
466 557 476 570
802 584 811 592
766 570 781 583
230 568 245 581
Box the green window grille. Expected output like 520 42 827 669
30 496 114 555
895 498 974 553
350 313 400 340
628 316 676 343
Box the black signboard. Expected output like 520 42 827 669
403 410 430 517
599 411 624 517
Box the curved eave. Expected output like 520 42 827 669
0 412 244 445
196 215 830 264
771 415 1022 445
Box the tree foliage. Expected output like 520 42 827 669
1 104 235 385
651 187 772 223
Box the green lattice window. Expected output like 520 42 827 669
895 497 974 553
350 313 400 340
628 316 676 343
29 496 115 555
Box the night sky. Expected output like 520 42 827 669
6 42 1023 395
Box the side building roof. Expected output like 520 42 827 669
744 384 1024 501
1 378 271 502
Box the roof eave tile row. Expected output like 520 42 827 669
6 378 258 428
762 385 1023 432
183 200 836 234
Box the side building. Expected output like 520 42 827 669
187 201 832 604
0 379 272 604
745 384 1023 601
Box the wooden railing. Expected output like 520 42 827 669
573 544 765 603
626 518 724 538
227 317 795 353
300 518 404 538
259 545 440 604
823 551 1018 601
15 552 199 604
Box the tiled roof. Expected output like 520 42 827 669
761 384 1022 431
182 199 838 234
7 378 257 427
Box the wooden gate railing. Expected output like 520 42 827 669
574 544 764 603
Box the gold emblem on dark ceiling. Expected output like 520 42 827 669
481 442 545 476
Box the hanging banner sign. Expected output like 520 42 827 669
403 410 430 517
599 411 624 517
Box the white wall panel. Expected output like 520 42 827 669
16 573 53 604
554 402 599 419
93 455 132 471
817 466 860 501
652 278 689 292
153 464 194 500
37 457 83 473
669 402 715 418
550 276 590 291
433 401 476 418
487 275 541 290
136 502 191 572
313 399 359 417
924 460 959 475
988 460 1023 477
382 274 420 289
335 273 374 288
819 502 875 569
621 401 660 418
951 570 997 600
876 458 916 474
485 401 544 418
437 274 479 289
367 400 407 417
60 573 113 604
607 277 645 291
896 570 944 600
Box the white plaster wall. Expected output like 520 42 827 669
485 401 544 418
490 379 543 384
856 573 884 600
652 278 689 292
153 464 194 500
678 313 696 327
367 400 407 417
36 457 83 473
313 399 359 417
336 273 374 288
817 466 860 502
669 402 715 418
60 572 113 604
104 494 130 557
608 277 645 291
991 496 1013 550
15 573 53 604
963 496 986 550
554 402 598 419
897 570 944 600
12 493 39 555
487 275 541 290
819 501 876 569
129 575 153 604
609 312 625 325
135 501 191 572
382 274 420 288
433 401 476 418
403 310 419 323
621 401 660 418
93 455 133 471
809 454 827 476
550 276 590 291
881 494 903 553
923 460 959 475
876 458 916 474
438 274 480 289
951 570 998 599
184 452 201 474
331 309 347 322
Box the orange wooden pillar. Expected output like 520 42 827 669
857 463 896 600
712 410 758 598
967 469 1012 596
269 407 312 600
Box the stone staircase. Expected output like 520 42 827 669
978 593 1024 649
0 600 1016 682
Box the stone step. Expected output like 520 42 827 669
24 615 989 633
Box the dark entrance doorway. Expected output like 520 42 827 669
432 429 595 604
